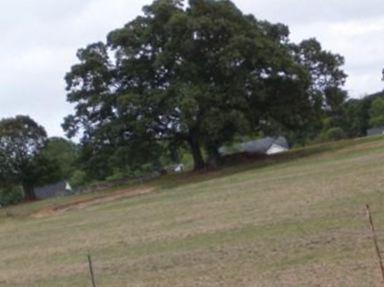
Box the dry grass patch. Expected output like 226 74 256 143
0 137 384 286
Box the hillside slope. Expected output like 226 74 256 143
1 137 384 286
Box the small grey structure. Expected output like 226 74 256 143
367 127 384 137
219 136 289 156
34 181 72 200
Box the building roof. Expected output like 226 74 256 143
241 137 289 154
219 136 289 156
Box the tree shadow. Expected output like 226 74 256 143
154 137 374 190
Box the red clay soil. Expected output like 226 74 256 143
32 187 154 218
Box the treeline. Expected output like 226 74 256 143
341 92 384 137
0 0 383 203
301 91 384 144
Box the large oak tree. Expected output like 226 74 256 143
64 0 346 174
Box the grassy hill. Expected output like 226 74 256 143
1 137 384 286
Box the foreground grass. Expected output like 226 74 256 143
1 137 384 286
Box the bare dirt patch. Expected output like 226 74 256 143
32 187 155 218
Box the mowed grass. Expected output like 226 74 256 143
1 137 384 286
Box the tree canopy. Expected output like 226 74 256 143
64 0 347 175
40 137 79 181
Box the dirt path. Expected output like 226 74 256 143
32 187 154 218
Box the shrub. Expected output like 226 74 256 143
69 170 89 188
0 186 24 207
321 127 347 142
106 170 126 182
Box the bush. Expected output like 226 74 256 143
0 186 24 207
69 170 89 188
106 170 126 182
321 127 347 142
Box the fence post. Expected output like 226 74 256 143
87 254 97 287
366 204 384 283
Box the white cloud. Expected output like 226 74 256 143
288 17 384 96
237 0 384 24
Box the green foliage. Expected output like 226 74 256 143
338 91 384 138
369 97 384 128
320 127 346 142
342 99 369 137
0 186 24 207
290 39 348 142
105 170 127 182
293 39 346 93
40 137 78 181
69 170 89 188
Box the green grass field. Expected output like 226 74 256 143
1 137 384 286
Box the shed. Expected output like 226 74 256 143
34 181 73 200
241 136 289 155
367 127 384 137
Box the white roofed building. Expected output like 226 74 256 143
219 136 289 156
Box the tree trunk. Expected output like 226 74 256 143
187 136 205 171
206 145 221 169
23 184 36 201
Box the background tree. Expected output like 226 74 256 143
0 116 55 200
369 97 384 127
40 137 79 181
290 38 348 142
343 98 371 137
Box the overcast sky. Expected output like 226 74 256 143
0 0 383 137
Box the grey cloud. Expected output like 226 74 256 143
0 0 382 137
238 0 384 24
0 0 148 137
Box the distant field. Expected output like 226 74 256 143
1 137 384 286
